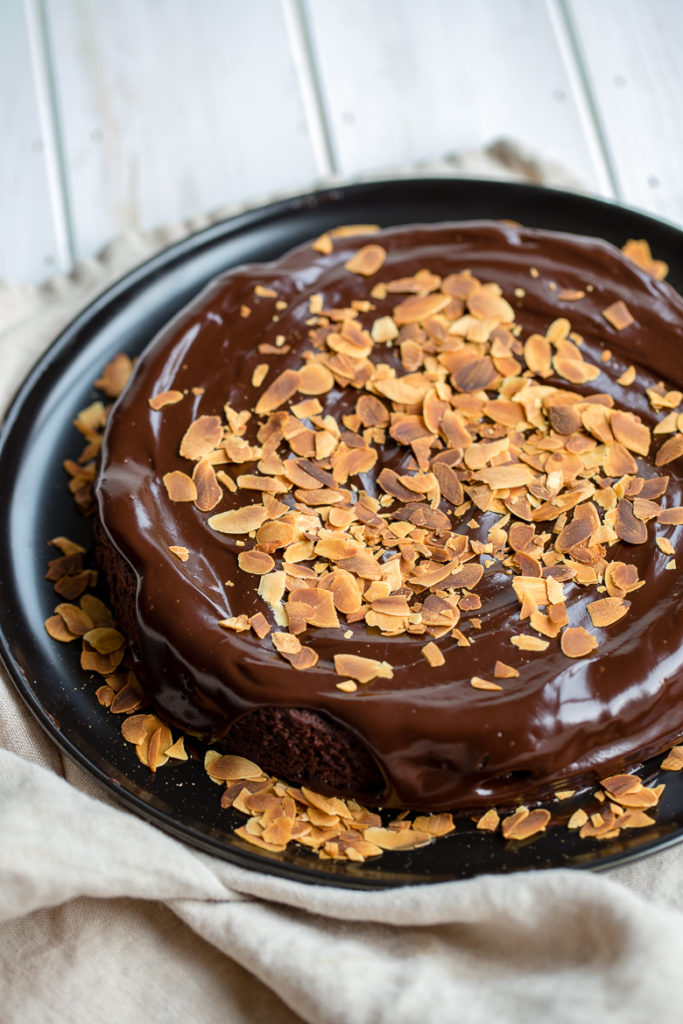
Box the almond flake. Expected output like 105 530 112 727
421 642 445 667
524 333 552 377
219 615 250 632
586 597 630 628
470 676 502 691
610 410 650 455
44 614 77 643
511 635 549 652
467 286 514 322
393 293 450 325
254 369 301 415
179 415 222 460
333 654 393 684
476 808 500 832
494 661 519 679
208 505 267 534
336 680 358 693
615 499 648 544
248 612 270 639
205 753 264 782
345 244 387 276
163 470 197 503
238 550 275 575
617 365 636 386
330 223 380 238
568 808 588 830
251 363 269 388
149 389 184 410
298 363 335 396
502 807 550 840
193 458 223 511
658 506 683 525
561 626 598 658
602 300 634 330
94 353 133 397
362 827 431 851
121 713 157 746
55 602 93 636
655 433 683 466
272 631 301 655
258 570 286 607
661 746 683 771
83 627 124 655
474 463 535 489
165 736 187 760
312 232 333 255
622 238 668 280
169 545 190 562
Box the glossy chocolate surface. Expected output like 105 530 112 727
96 221 683 810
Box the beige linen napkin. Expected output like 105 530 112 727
2 144 682 1024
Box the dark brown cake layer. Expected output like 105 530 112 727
95 221 683 810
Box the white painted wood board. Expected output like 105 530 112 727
567 0 683 227
42 0 320 263
302 0 612 195
0 0 69 283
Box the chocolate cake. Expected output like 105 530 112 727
94 221 683 811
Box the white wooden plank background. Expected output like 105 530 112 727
566 0 683 226
303 0 610 193
42 0 319 268
2 0 683 286
0 0 71 281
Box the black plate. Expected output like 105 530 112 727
2 178 683 889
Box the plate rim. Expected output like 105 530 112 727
2 176 683 888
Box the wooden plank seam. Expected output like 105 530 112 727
22 0 75 270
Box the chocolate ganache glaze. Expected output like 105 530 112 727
96 221 683 811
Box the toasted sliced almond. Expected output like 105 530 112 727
298 362 335 395
568 808 589 830
238 550 275 575
655 433 683 466
333 654 393 684
193 458 223 511
586 597 630 628
602 300 634 330
149 389 184 410
421 641 445 667
44 614 77 642
254 369 301 415
561 626 598 658
179 415 222 460
476 808 500 832
511 635 549 652
617 365 637 386
205 752 264 781
661 746 683 771
163 471 197 502
219 614 251 632
169 545 190 562
494 660 519 679
362 827 431 851
345 244 387 276
502 807 550 840
412 813 455 837
471 676 502 691
209 505 267 534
